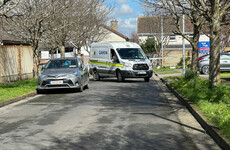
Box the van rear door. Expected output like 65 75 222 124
90 47 110 76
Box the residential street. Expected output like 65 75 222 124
0 76 220 150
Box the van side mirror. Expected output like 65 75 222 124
112 56 119 63
41 65 45 71
79 63 84 69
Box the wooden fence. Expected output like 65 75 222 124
0 45 33 83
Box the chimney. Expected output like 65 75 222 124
110 20 118 31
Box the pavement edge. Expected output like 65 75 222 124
156 73 230 150
0 91 36 108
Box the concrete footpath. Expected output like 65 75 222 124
152 74 221 150
155 69 230 149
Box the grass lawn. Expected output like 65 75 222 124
168 76 230 140
220 73 230 77
153 66 181 74
0 79 37 102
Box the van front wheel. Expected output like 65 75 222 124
93 70 100 81
117 71 124 82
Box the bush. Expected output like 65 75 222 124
184 70 198 80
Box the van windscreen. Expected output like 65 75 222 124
117 48 146 59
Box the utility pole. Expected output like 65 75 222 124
161 15 164 67
182 14 185 75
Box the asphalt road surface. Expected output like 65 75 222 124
0 76 220 150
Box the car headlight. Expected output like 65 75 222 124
39 74 47 78
69 73 78 77
123 62 132 67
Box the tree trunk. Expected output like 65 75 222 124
209 8 221 87
32 40 39 78
77 47 81 55
59 45 65 58
33 52 39 78
51 48 55 59
191 24 200 73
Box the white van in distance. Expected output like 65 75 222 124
89 42 153 82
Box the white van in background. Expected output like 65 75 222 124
89 42 153 82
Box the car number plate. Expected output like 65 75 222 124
50 80 63 84
138 71 146 74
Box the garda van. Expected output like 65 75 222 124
89 42 153 82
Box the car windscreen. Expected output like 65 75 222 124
117 48 146 59
45 59 78 69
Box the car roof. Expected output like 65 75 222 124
49 57 78 61
199 53 230 57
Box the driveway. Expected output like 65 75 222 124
0 76 219 150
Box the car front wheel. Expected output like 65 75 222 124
93 70 100 81
37 89 45 94
201 65 209 74
78 79 84 92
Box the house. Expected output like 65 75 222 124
99 20 129 42
0 26 33 83
137 16 209 66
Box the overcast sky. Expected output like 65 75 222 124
106 0 144 38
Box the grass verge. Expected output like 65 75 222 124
0 79 37 102
168 76 230 140
221 73 230 77
153 66 181 74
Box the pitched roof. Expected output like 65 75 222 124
0 17 29 45
137 16 193 34
0 27 21 41
100 24 129 41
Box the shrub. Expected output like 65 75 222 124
184 70 198 80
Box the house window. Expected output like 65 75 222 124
148 35 153 39
170 35 176 41
189 34 193 37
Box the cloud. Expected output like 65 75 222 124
117 18 137 37
117 0 127 4
120 4 134 15
110 3 134 18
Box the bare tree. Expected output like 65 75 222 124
3 0 66 77
43 0 111 57
0 0 19 16
129 31 139 43
192 0 230 86
140 0 230 86
139 0 206 73
138 15 173 66
69 0 111 55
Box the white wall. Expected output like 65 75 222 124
138 34 210 45
100 32 127 42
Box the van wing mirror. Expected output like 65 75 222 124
80 63 84 69
41 66 45 71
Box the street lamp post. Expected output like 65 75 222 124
161 15 164 67
182 14 186 75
